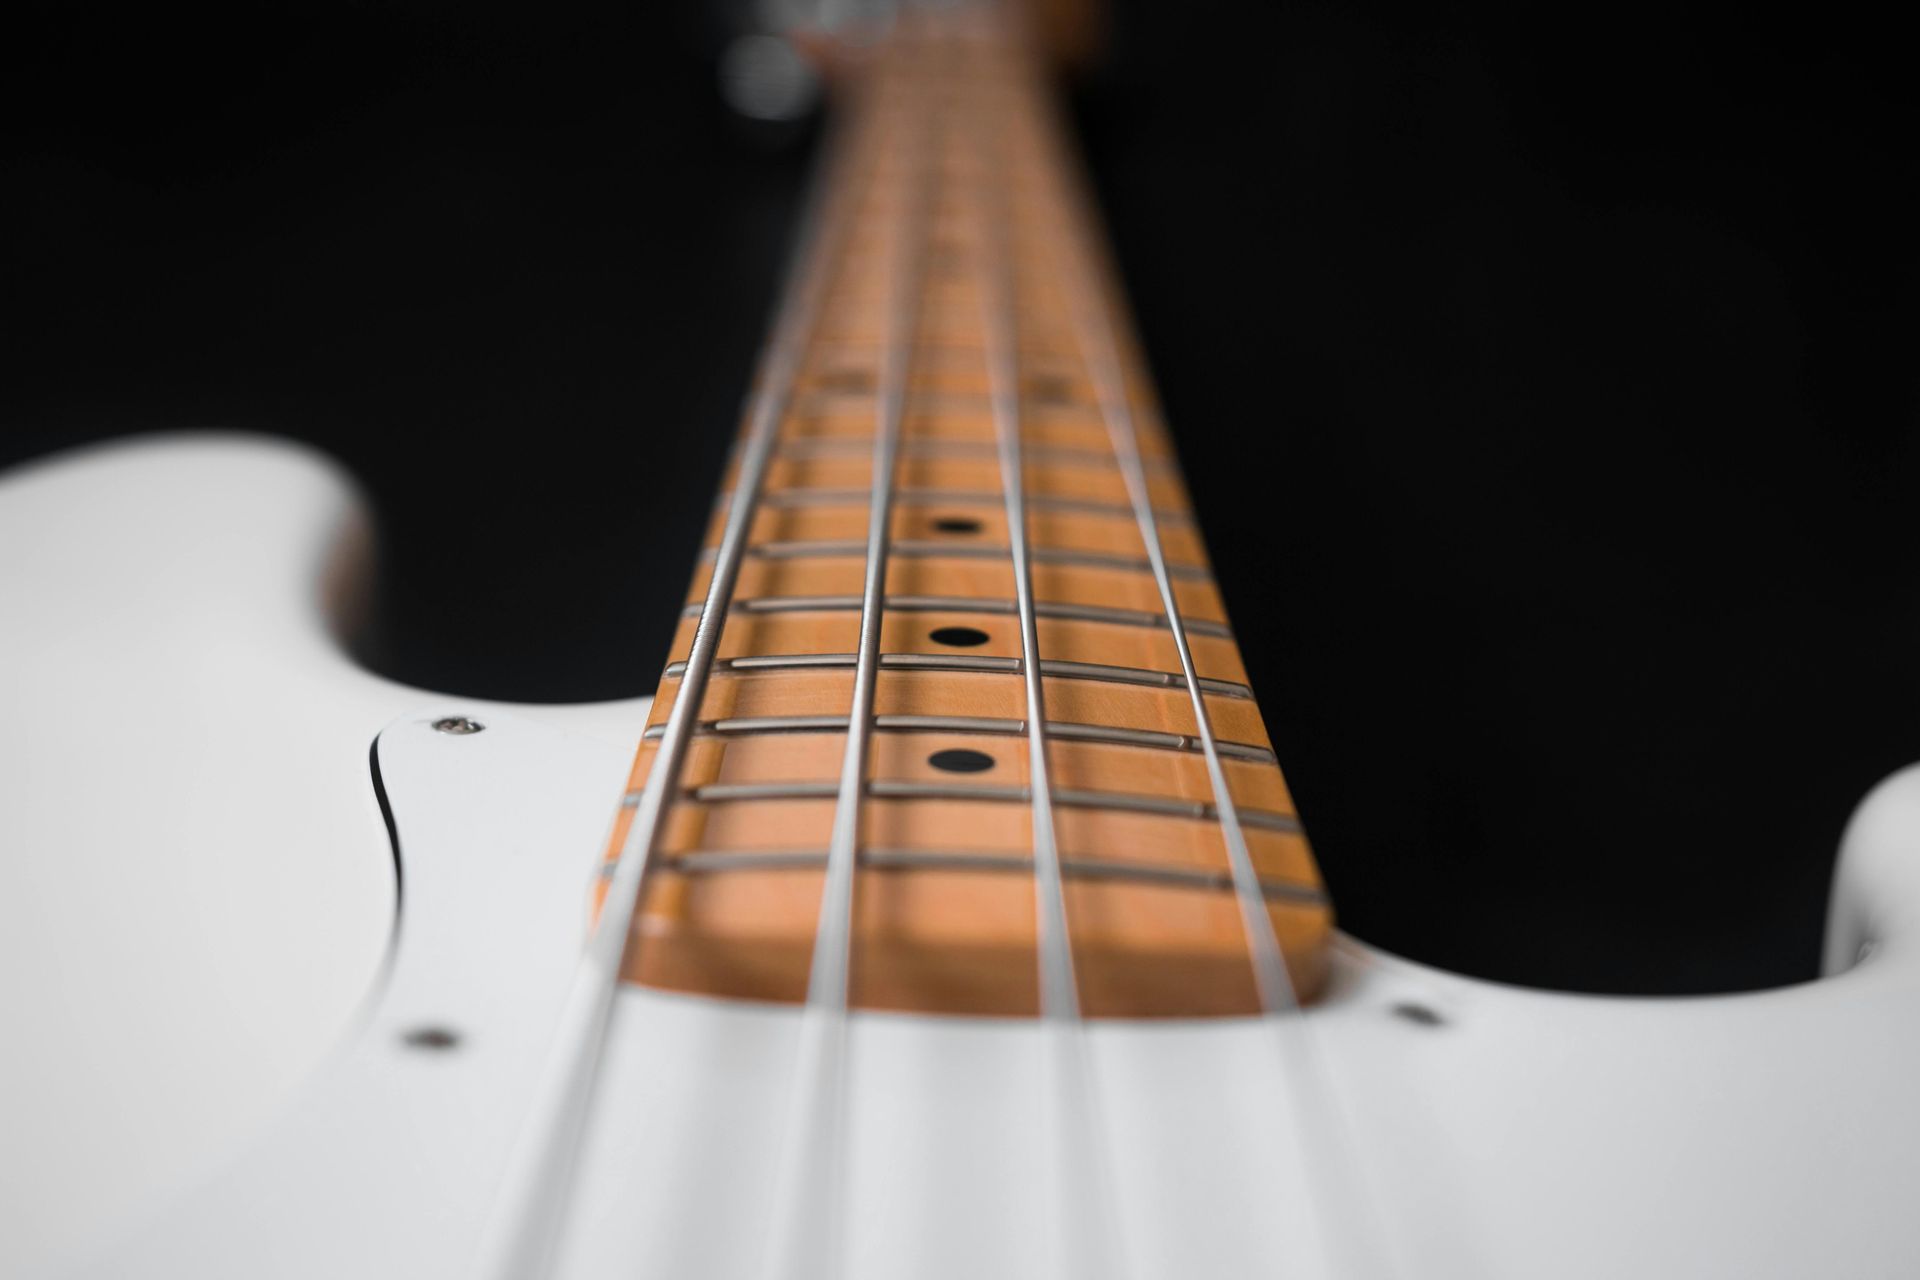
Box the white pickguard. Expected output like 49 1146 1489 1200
3 435 1917 1279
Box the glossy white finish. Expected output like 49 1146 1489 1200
4 435 1919 1278
90 707 637 1279
0 436 646 1278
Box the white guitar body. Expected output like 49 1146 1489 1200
5 434 1918 1279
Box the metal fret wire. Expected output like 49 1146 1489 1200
759 45 941 1280
755 485 1197 524
471 93 880 1280
690 593 1233 637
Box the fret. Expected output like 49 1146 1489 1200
793 364 1158 422
703 503 1210 566
644 797 1315 886
654 727 1288 803
639 669 1273 750
720 452 1190 508
661 609 1246 680
600 9 1333 1021
786 383 1165 432
687 779 1300 834
787 372 1159 427
661 654 1252 700
711 540 1209 581
638 852 1326 907
747 486 1195 526
683 594 1233 638
648 756 1305 855
684 556 1229 622
642 716 1279 765
768 436 1173 473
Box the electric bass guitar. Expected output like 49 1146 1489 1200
4 5 1918 1278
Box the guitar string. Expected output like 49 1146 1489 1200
966 23 1130 1280
758 34 942 1280
469 80 882 1280
1033 85 1300 1024
810 43 940 1026
1033 71 1401 1280
969 32 1077 1025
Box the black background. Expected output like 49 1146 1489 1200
5 3 1914 995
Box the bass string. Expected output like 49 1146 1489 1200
967 27 1078 1025
1031 57 1401 1280
469 71 888 1280
965 22 1130 1280
805 85 940 1017
1023 35 1300 1020
758 31 945 1280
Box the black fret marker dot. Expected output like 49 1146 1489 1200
929 626 990 648
932 516 983 535
821 368 874 394
1026 373 1074 405
928 748 996 774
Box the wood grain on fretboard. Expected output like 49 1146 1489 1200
601 7 1331 1017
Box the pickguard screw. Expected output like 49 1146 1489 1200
432 716 484 735
402 1026 461 1050
1391 1001 1446 1028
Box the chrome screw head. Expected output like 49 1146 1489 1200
431 716 484 736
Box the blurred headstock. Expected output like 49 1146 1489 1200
717 0 1104 124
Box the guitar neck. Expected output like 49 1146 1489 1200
600 5 1331 1018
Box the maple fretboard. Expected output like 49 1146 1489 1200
599 6 1330 1018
